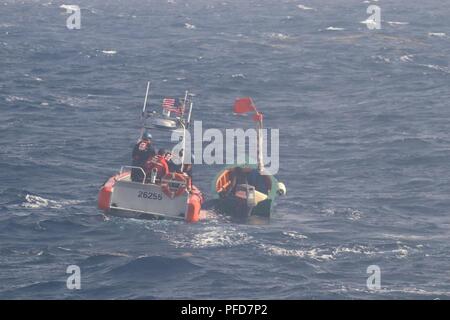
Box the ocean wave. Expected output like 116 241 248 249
283 231 308 240
428 32 446 37
297 4 314 11
101 50 117 55
108 256 198 277
164 225 253 249
260 241 415 262
360 19 377 27
56 96 87 108
340 285 450 297
265 32 290 40
231 73 246 79
260 244 334 261
184 23 196 30
332 245 376 256
371 55 391 64
400 54 414 62
60 4 79 12
21 194 82 209
387 21 409 26
5 95 32 103
81 253 130 266
325 27 345 31
419 64 450 74
321 207 363 221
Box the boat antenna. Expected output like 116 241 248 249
139 81 151 141
179 120 186 173
186 93 194 128
142 81 151 120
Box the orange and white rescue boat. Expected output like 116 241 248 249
98 81 204 223
98 166 204 223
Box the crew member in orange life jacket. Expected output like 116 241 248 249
131 131 156 182
144 148 170 182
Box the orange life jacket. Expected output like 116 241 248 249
144 155 169 179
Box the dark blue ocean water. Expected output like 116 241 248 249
1 0 450 299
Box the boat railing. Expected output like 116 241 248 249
120 166 147 184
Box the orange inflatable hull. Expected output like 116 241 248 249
98 172 204 223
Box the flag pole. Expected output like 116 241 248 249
249 98 264 174
256 114 264 174
142 81 151 119
183 90 188 116
187 99 193 128
139 81 151 141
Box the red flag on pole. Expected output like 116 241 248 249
234 97 256 114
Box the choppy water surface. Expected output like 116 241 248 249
1 0 450 299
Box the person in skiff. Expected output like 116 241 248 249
144 148 170 182
131 130 156 182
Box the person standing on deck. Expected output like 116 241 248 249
131 131 156 182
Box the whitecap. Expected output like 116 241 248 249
231 73 245 79
102 50 117 55
332 245 376 256
22 195 51 209
0 23 14 28
5 95 30 102
326 27 345 31
21 194 82 209
321 207 363 220
360 19 377 27
184 23 196 30
266 32 289 40
164 225 253 249
419 64 450 74
387 21 409 26
283 231 308 240
260 244 334 261
60 4 79 12
372 55 391 63
393 247 409 258
400 54 414 62
297 4 314 11
428 32 446 37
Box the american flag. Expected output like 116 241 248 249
162 98 176 109
162 98 183 115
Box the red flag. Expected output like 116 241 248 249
234 97 256 114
